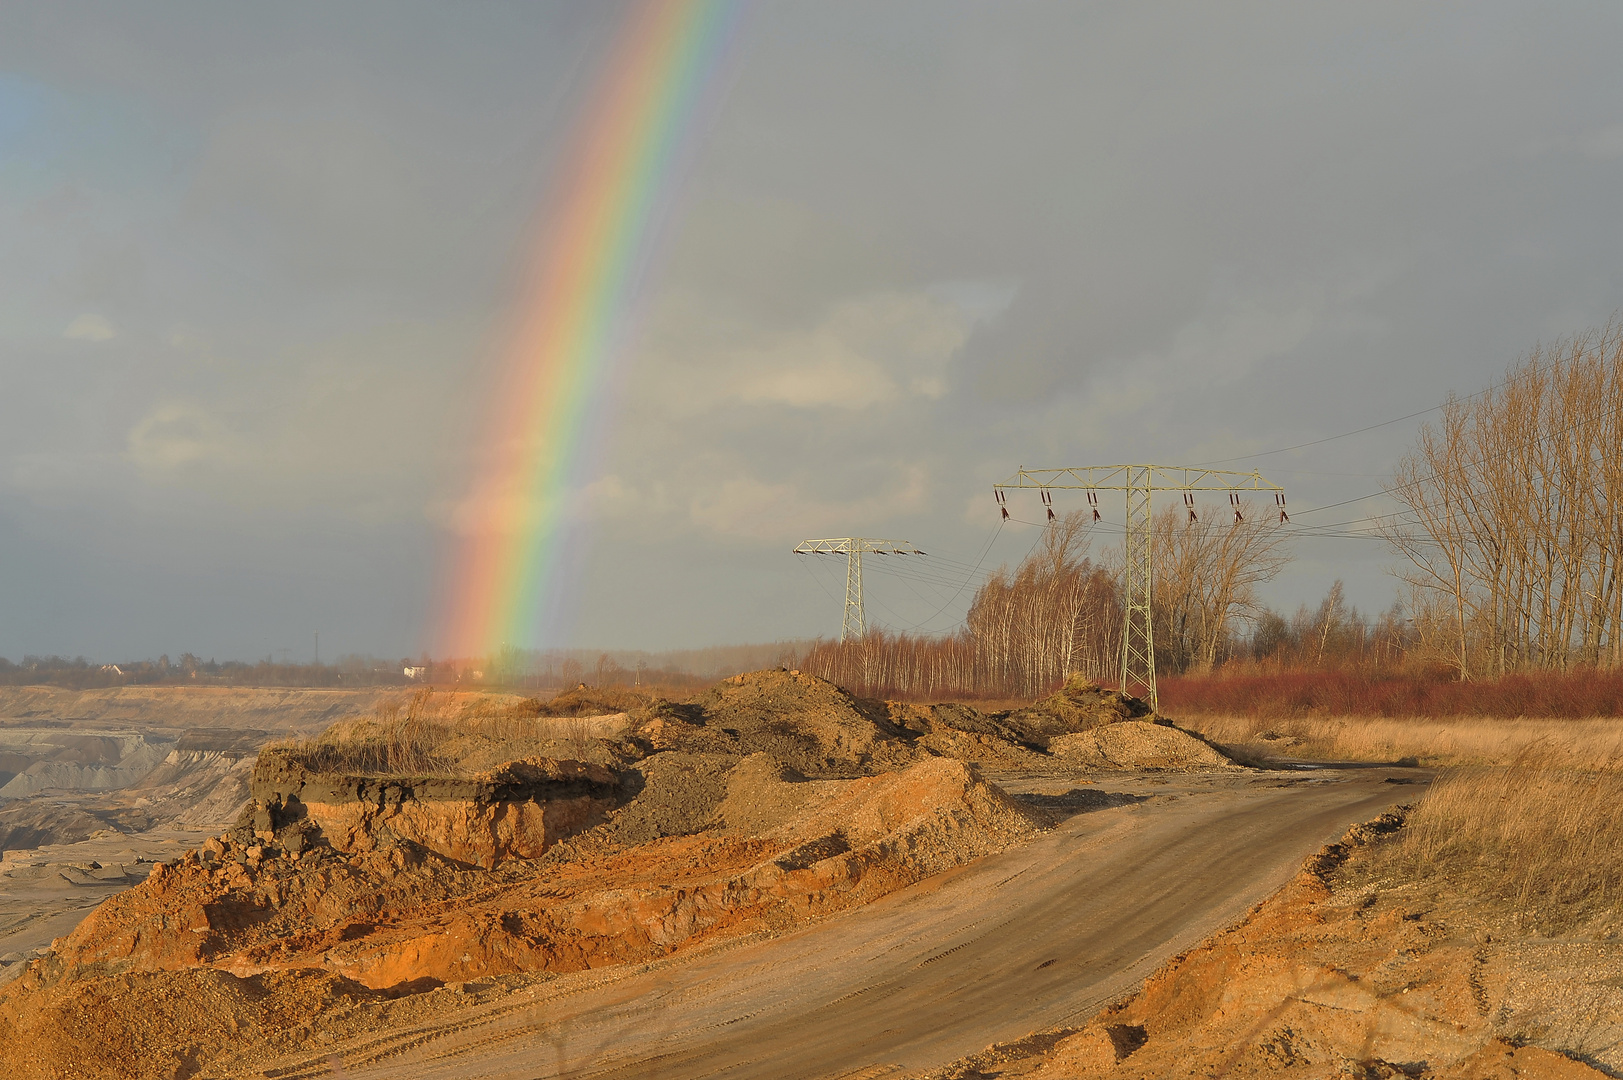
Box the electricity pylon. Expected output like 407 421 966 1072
994 466 1287 711
794 538 926 642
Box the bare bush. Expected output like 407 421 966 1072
804 511 1118 699
806 499 1292 699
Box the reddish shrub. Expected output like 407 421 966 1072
1158 668 1623 719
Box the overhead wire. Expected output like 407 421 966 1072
867 519 1011 633
1188 337 1611 469
1285 386 1623 537
795 550 845 608
1188 405 1447 467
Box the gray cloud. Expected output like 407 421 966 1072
1 1 1622 657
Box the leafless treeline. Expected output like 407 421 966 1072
804 504 1290 699
801 512 1115 698
1384 320 1623 677
1237 579 1415 672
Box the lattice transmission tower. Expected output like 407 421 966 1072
993 466 1287 711
793 537 926 642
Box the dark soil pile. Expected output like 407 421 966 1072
999 673 1154 748
575 751 740 849
631 669 924 777
523 684 651 718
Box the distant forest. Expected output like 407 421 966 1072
0 653 415 690
0 641 815 692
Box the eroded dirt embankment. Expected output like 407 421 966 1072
919 810 1622 1080
0 759 1042 1077
249 752 621 867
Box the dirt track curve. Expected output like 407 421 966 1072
281 769 1422 1080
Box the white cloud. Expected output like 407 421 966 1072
63 313 116 342
125 403 233 472
646 288 977 413
688 464 928 541
734 349 897 408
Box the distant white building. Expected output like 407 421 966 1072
404 666 428 680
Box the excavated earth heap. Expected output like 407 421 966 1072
0 669 1236 1080
628 668 926 775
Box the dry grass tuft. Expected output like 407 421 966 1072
272 689 642 776
280 689 456 775
1187 709 1623 934
1360 751 1623 935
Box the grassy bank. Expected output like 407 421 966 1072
1360 755 1623 935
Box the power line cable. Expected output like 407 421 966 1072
869 520 1008 634
1190 331 1617 468
1190 406 1444 467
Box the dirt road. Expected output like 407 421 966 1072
281 769 1419 1080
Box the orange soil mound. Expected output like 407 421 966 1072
0 668 1187 1080
0 756 1045 1080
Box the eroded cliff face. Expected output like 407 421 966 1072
246 751 621 868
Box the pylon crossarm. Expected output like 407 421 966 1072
793 538 923 556
794 537 925 643
990 464 1289 715
993 465 1283 493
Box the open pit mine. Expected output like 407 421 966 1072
0 672 1615 1079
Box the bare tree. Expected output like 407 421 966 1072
1384 319 1623 675
1153 500 1292 673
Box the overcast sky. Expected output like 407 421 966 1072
2 2 1622 661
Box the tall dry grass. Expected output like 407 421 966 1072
1182 712 1623 767
283 689 456 775
1362 751 1623 934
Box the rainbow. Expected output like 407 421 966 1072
442 0 740 659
